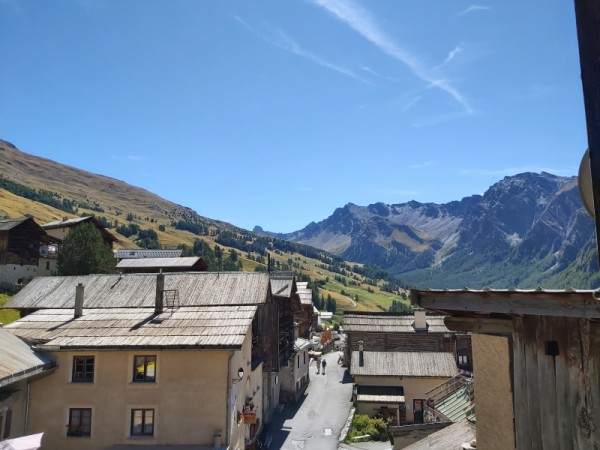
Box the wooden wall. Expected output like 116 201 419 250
512 315 600 449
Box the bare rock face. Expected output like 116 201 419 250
284 172 599 289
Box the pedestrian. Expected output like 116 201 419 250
322 359 327 375
316 357 321 374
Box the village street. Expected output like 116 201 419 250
266 351 354 449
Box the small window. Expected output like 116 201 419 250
67 408 92 437
458 355 468 365
131 409 154 437
72 356 95 383
133 356 156 382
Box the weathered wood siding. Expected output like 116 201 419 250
512 315 600 450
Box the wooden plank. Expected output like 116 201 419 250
512 316 530 450
523 316 542 450
552 317 572 450
444 316 513 334
573 0 600 263
565 318 590 448
589 321 600 445
415 291 600 318
536 316 559 450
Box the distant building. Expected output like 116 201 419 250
116 256 207 273
0 216 59 290
114 249 183 261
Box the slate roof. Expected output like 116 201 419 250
4 272 271 309
351 351 458 378
0 328 52 387
114 249 183 259
343 313 450 333
6 305 257 350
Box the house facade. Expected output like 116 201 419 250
4 271 278 450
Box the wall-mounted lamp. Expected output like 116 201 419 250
232 367 244 384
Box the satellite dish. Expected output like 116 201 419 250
578 148 595 218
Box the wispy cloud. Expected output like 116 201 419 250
456 5 491 17
460 166 574 176
234 15 370 84
434 45 464 71
409 161 434 169
311 0 473 114
361 65 394 81
401 95 423 113
128 155 144 161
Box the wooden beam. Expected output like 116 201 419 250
412 291 600 319
574 0 600 266
444 316 513 334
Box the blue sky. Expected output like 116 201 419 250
0 0 587 232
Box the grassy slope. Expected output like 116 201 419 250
0 293 18 325
0 141 408 317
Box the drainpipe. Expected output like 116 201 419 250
226 351 234 449
24 381 30 432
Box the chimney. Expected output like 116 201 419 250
155 272 165 315
358 340 364 367
414 308 427 331
75 283 84 318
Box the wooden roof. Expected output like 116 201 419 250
296 283 312 306
400 418 476 449
42 216 118 243
6 305 257 350
0 328 52 387
0 216 32 231
4 272 271 310
269 272 295 297
410 288 600 319
343 313 450 333
351 351 458 378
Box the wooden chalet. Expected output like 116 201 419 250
411 288 600 450
0 216 60 290
42 216 118 247
295 281 314 337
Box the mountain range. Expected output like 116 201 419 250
268 172 600 289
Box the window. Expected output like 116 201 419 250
133 356 156 382
72 356 94 383
458 354 468 365
67 408 92 437
131 409 154 437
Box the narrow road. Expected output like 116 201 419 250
267 352 354 449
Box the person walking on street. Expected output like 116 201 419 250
316 357 321 374
322 359 327 375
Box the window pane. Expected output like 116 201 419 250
143 410 154 435
146 357 156 380
131 410 143 435
134 356 146 381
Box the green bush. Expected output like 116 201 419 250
348 414 389 442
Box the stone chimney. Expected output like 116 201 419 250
414 308 427 331
75 283 84 318
155 272 165 315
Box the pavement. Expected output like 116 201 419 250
264 351 362 449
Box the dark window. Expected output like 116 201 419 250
72 356 94 383
131 409 154 436
133 356 156 382
67 408 92 437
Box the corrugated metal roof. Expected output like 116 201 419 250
351 351 458 378
0 328 52 387
0 216 30 231
270 272 294 297
116 257 201 269
115 249 183 259
343 314 449 333
5 306 257 349
4 272 271 309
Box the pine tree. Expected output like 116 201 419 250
57 223 116 275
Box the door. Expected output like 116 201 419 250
413 399 424 424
